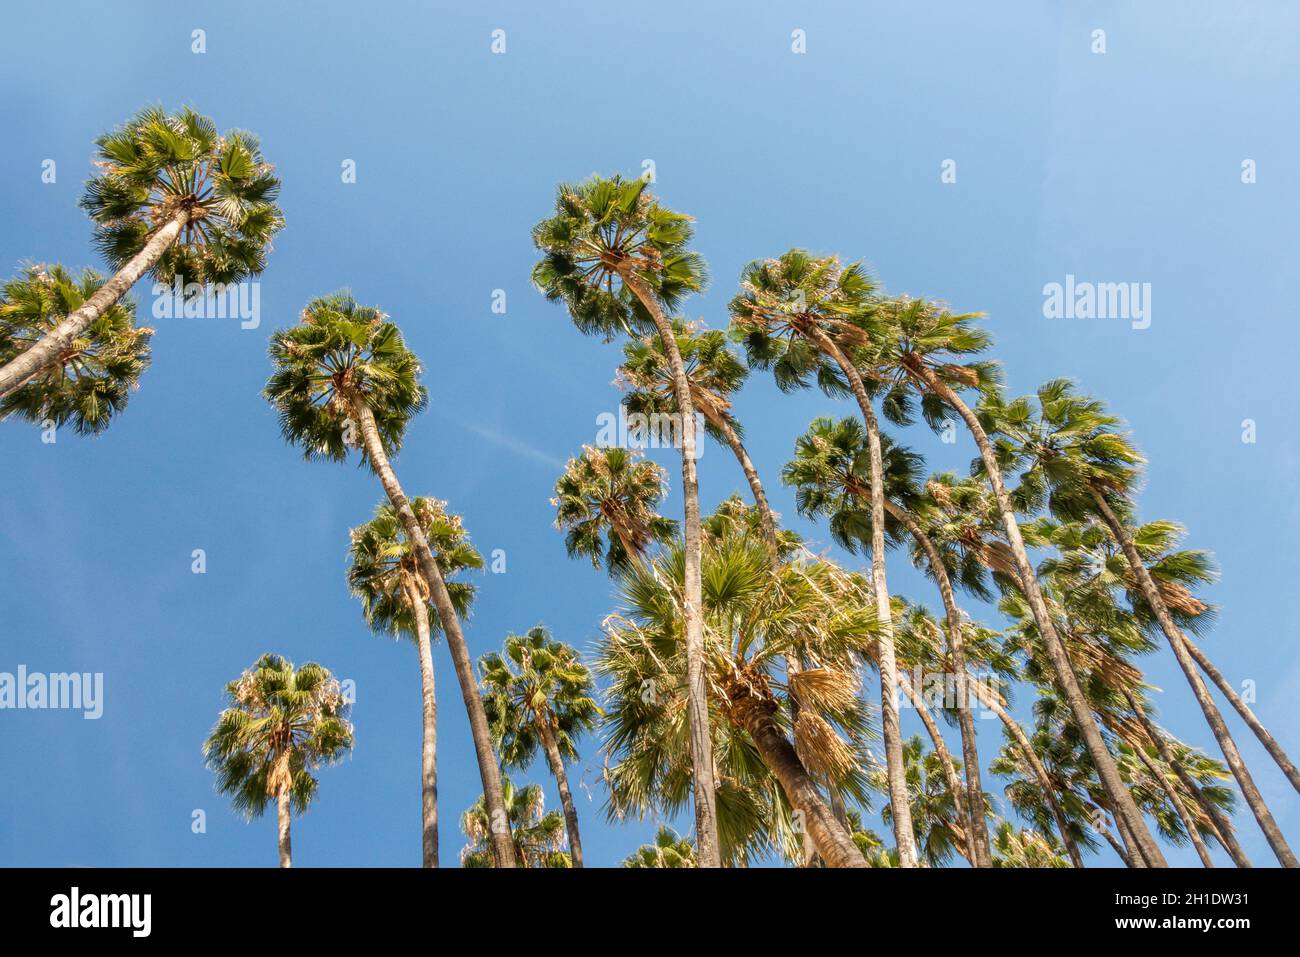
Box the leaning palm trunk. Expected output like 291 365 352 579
713 414 780 552
1128 691 1251 867
405 581 440 868
1090 490 1297 868
886 501 992 866
1181 634 1300 794
727 686 866 867
966 674 1084 867
620 271 721 868
349 399 517 867
1132 742 1214 867
808 328 918 867
0 208 187 398
276 788 292 869
904 361 1166 866
537 718 584 868
898 677 970 864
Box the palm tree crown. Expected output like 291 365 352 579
460 777 570 868
531 174 707 339
264 292 427 464
81 105 283 285
0 264 151 433
202 653 353 819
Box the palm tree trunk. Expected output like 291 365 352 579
1112 807 1148 867
809 327 918 867
405 582 439 868
349 398 517 868
1101 818 1135 867
1090 489 1297 867
0 208 188 397
1131 738 1215 866
732 693 866 867
898 676 971 864
277 788 292 869
904 360 1166 866
966 675 1085 867
1128 692 1252 867
715 415 780 551
536 718 584 868
1181 634 1300 794
621 271 720 868
886 501 993 866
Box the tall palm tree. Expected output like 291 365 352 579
0 106 282 396
551 445 679 572
479 626 600 867
264 292 517 867
460 777 571 868
0 265 151 432
784 416 994 865
730 249 920 867
202 653 352 868
991 379 1297 867
623 826 697 868
532 174 721 865
870 295 1167 865
881 735 967 867
347 498 483 868
618 319 780 552
599 524 874 867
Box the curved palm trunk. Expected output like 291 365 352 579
714 415 780 551
406 584 440 868
621 271 720 868
966 675 1084 867
1180 638 1300 794
732 693 866 867
1128 693 1252 868
1114 808 1150 868
886 501 992 866
349 398 517 868
277 788 292 869
898 676 970 864
1133 742 1214 867
1090 490 1297 868
905 361 1166 867
1101 819 1135 867
810 328 918 867
537 718 584 868
0 208 188 398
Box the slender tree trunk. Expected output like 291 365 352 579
621 271 720 868
0 208 188 397
1128 693 1252 868
810 327 918 867
1132 738 1215 866
537 718 584 868
898 676 970 864
349 398 517 867
1182 634 1300 794
1091 489 1297 867
1101 820 1135 868
966 675 1084 867
905 361 1166 866
715 415 780 551
733 693 866 867
1113 807 1147 868
277 788 292 869
406 582 439 868
886 501 992 866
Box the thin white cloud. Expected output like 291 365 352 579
456 421 565 470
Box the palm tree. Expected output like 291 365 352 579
623 825 697 867
730 249 920 867
991 821 1071 868
881 736 966 867
0 265 151 432
552 445 678 572
0 106 282 396
992 380 1296 866
480 626 600 867
347 498 483 868
460 777 571 868
264 292 516 867
599 523 874 867
870 295 1167 865
785 416 993 865
202 653 352 867
619 319 780 552
532 174 721 865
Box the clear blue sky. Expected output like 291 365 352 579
1 1 1297 867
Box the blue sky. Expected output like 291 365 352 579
1 1 1297 867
